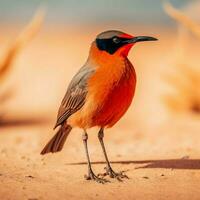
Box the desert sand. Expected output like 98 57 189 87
0 26 200 200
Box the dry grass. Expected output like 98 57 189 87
163 2 200 115
0 8 45 83
0 8 45 118
164 2 200 38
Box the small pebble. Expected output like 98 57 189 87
25 175 34 179
28 198 38 200
181 155 190 160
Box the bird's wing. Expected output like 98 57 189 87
54 65 95 128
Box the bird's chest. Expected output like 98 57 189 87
88 60 136 127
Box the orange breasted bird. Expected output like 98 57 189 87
41 30 157 183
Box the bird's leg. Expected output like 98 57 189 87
82 130 108 183
98 128 128 181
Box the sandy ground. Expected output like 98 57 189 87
0 25 200 200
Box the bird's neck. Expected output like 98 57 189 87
86 43 136 86
88 42 128 69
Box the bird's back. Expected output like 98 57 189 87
55 64 95 128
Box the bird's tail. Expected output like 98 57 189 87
41 124 72 155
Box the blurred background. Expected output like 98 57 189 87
0 1 200 199
1 0 198 123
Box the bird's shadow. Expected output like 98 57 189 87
67 159 200 170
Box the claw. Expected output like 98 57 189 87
100 167 129 181
84 170 109 184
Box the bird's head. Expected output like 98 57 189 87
94 30 157 57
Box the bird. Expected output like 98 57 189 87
41 30 157 183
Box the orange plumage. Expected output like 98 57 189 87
68 42 136 128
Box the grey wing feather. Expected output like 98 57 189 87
54 64 95 128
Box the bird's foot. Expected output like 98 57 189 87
84 169 109 184
99 167 129 181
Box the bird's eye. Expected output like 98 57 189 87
112 37 121 44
